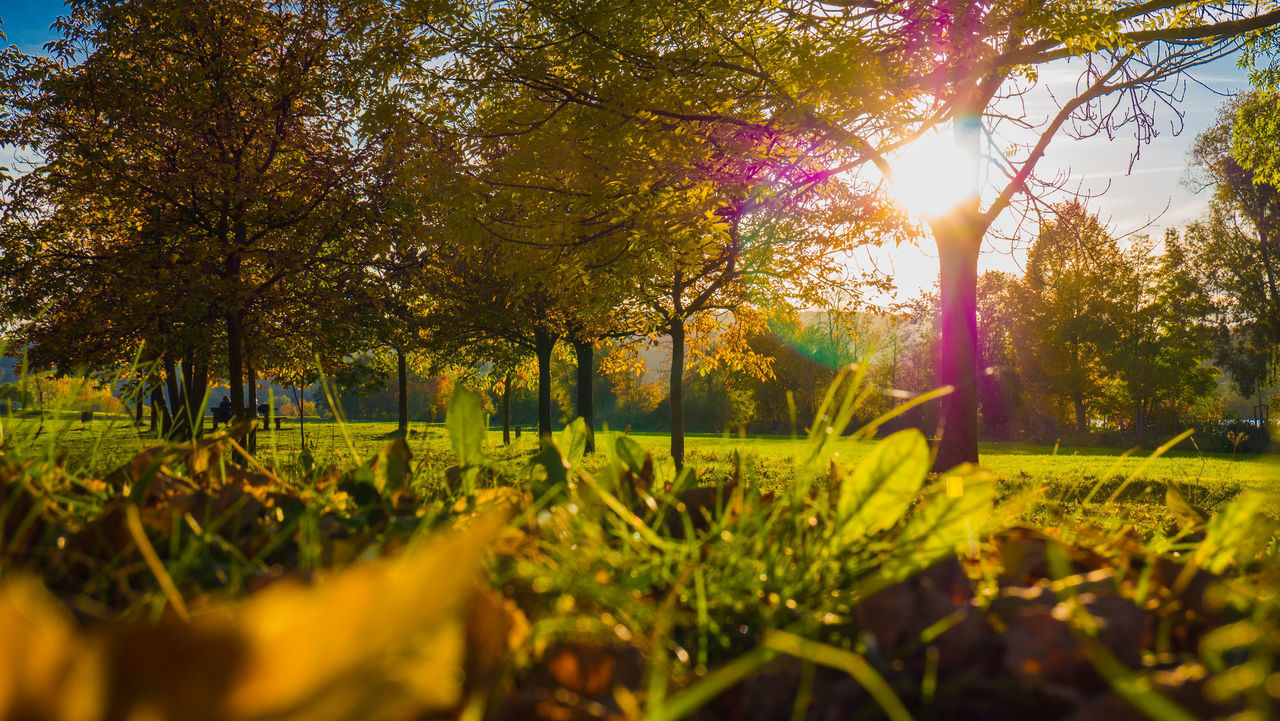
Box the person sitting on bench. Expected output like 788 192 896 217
211 396 234 427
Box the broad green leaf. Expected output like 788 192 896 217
837 429 929 540
446 388 485 469
896 465 994 565
614 434 648 475
373 438 411 493
528 444 568 502
558 418 587 470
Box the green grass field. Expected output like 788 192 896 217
7 414 1275 505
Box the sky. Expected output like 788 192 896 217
0 2 1256 302
0 0 62 52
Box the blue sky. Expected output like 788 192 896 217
0 0 64 51
0 2 1254 299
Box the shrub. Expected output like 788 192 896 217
1187 419 1272 453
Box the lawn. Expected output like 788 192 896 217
7 414 1274 511
4 408 1280 720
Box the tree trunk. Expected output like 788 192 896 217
534 328 556 441
296 386 306 449
1072 392 1087 436
1134 399 1146 446
189 360 208 438
225 229 246 431
247 362 258 453
162 354 188 440
176 358 207 439
670 318 686 469
171 357 208 440
573 339 595 454
134 385 144 426
181 359 195 433
929 111 986 472
931 219 982 471
162 355 180 412
227 312 246 425
397 347 408 436
502 372 512 446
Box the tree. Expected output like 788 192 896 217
1016 202 1125 436
438 0 1280 470
356 110 464 438
1013 207 1217 442
975 271 1025 440
0 0 380 437
1188 91 1280 410
0 197 217 438
1183 209 1278 407
739 314 840 433
388 85 655 444
429 0 916 466
0 382 31 412
1106 232 1218 443
894 2 1280 468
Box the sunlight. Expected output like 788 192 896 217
888 129 978 219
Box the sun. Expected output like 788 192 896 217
888 130 979 219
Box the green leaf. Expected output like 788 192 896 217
1164 483 1205 532
797 366 872 498
1195 491 1272 574
614 434 648 475
446 387 485 469
373 438 411 493
837 429 929 540
896 465 994 565
528 443 568 501
558 417 587 470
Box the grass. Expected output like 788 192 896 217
3 380 1280 720
618 430 1279 485
8 415 1272 497
5 413 1273 543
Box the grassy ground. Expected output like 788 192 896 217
7 415 1275 504
4 408 1280 720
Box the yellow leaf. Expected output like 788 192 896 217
221 514 507 721
0 575 104 721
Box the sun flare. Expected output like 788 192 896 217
889 130 978 219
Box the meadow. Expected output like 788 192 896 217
4 390 1280 721
8 412 1276 529
14 414 1275 480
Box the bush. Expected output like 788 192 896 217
1186 419 1272 453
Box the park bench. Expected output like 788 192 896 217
209 406 234 427
207 405 285 430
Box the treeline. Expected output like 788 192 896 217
321 195 1276 454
